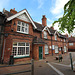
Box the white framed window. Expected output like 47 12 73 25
45 45 48 54
64 46 66 52
69 43 73 46
55 46 58 53
12 42 30 57
44 31 47 39
17 21 29 34
55 35 57 40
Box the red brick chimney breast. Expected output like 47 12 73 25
42 15 47 26
10 8 17 14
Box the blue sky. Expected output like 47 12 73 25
0 0 69 32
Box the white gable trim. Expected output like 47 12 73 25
42 26 51 34
7 9 37 29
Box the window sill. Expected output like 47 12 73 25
14 56 30 59
17 31 29 34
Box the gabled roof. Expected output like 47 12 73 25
42 26 51 34
5 9 37 29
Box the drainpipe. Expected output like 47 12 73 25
51 35 53 56
2 38 6 64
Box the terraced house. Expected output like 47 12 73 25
1 8 68 63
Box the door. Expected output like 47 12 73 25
39 46 43 60
55 46 58 53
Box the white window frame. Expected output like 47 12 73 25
69 43 73 46
45 45 48 54
17 21 29 34
55 35 57 40
64 46 67 52
55 46 58 53
12 42 30 57
44 31 47 39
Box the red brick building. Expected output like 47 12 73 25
68 36 75 52
1 8 68 63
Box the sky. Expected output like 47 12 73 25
0 0 70 34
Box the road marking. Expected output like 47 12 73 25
51 62 70 67
47 63 64 75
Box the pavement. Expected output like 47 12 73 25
0 52 75 75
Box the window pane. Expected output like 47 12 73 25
26 47 29 54
26 43 29 46
17 26 20 31
25 28 27 32
22 22 24 26
18 21 21 25
18 47 25 55
13 42 17 46
18 43 25 46
13 47 17 56
26 24 28 27
22 27 24 32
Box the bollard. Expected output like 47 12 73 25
69 53 73 70
31 59 34 75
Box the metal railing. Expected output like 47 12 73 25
0 59 34 75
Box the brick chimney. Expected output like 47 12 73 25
10 8 17 14
42 15 47 26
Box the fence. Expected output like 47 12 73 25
0 59 34 75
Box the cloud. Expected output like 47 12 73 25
37 0 44 9
0 0 10 11
50 0 69 18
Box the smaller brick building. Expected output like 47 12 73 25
0 8 68 63
68 36 75 52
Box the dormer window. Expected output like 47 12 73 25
44 31 47 39
17 21 29 34
55 35 57 40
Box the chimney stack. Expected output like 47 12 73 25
10 8 17 14
42 15 47 26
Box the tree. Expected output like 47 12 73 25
53 0 75 34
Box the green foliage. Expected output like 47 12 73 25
53 0 75 34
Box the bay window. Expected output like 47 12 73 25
12 42 30 58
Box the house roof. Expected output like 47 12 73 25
49 27 56 34
33 37 46 44
4 9 37 29
68 37 75 42
34 22 44 31
4 10 14 18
